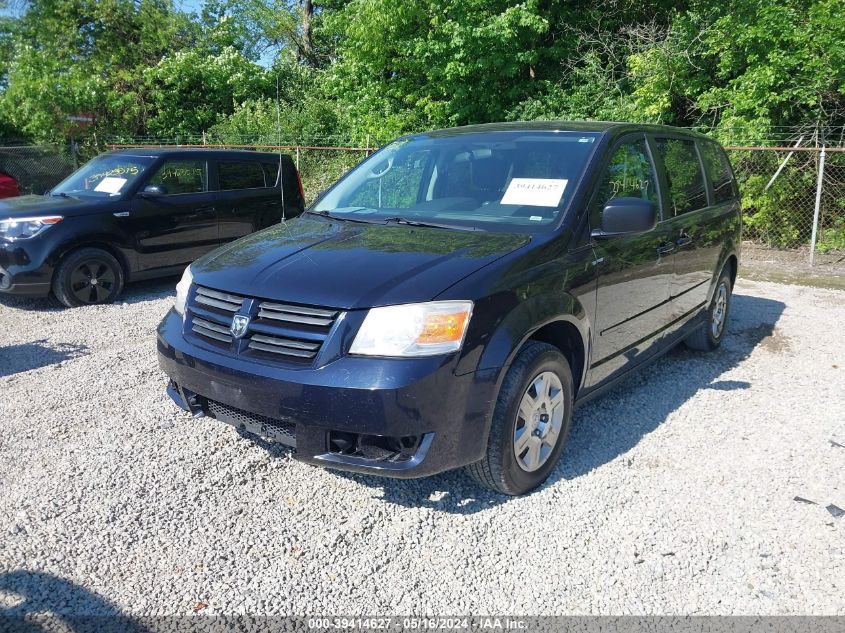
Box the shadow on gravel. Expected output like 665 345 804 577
0 570 146 632
339 292 786 513
118 276 179 306
0 277 176 312
0 340 89 377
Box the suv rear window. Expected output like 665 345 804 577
700 142 737 204
655 138 707 215
218 161 266 190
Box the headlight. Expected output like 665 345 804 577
174 266 193 316
350 301 473 357
0 216 63 240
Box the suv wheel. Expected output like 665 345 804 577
52 247 125 308
466 341 574 495
685 269 732 351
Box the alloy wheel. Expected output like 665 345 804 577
513 371 565 472
69 259 116 304
711 282 728 338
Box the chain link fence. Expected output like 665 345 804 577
3 137 844 268
725 146 845 266
0 144 78 196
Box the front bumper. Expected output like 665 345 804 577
0 240 53 297
157 309 499 478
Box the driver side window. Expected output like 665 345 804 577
592 139 659 229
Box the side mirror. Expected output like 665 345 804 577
140 184 167 197
592 197 657 238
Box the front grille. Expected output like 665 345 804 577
205 398 296 447
186 285 341 365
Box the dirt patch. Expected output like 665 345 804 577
740 323 792 353
740 242 845 290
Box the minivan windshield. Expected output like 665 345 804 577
51 154 155 198
314 131 600 231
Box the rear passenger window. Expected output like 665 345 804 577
218 161 266 190
147 160 207 195
700 142 737 204
655 138 707 215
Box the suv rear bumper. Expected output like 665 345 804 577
157 309 499 478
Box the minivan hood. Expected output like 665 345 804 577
0 194 106 218
191 215 530 309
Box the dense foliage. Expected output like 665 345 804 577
2 0 843 144
1 0 844 246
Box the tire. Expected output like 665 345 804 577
465 341 574 495
52 247 125 308
685 269 732 351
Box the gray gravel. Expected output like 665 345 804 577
0 278 843 616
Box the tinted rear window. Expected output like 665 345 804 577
700 142 737 204
655 138 708 215
218 161 266 190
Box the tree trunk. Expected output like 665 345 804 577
301 0 313 62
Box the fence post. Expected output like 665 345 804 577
809 146 826 266
296 146 300 171
765 135 804 191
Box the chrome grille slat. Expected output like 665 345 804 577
247 320 328 342
188 304 234 326
250 333 321 351
195 286 243 312
257 309 334 327
196 286 245 304
248 341 316 358
192 324 232 343
196 295 241 312
259 301 337 319
193 317 231 335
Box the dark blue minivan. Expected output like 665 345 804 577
157 121 741 494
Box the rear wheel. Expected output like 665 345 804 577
685 269 732 351
52 247 124 308
466 341 574 495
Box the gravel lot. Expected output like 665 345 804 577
0 278 843 617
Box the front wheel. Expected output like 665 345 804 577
52 247 125 308
465 341 574 495
685 270 732 351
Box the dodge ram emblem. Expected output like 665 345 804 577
230 314 251 339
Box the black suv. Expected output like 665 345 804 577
157 122 741 495
0 148 304 306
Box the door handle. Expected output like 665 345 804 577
657 242 675 255
676 235 694 247
194 206 215 213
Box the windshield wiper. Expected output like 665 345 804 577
306 209 384 225
48 192 73 198
383 217 480 232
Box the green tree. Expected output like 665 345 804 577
142 46 272 138
0 0 197 140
